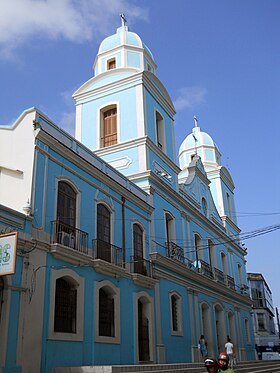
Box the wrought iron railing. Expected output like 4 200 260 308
166 241 185 264
213 267 225 284
92 239 123 267
226 275 235 290
51 220 88 255
200 259 214 278
130 256 153 277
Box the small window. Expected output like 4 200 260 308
54 278 77 333
171 294 179 331
101 107 117 147
107 58 116 70
202 198 207 216
147 64 152 72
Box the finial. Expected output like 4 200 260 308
194 115 198 127
120 13 127 27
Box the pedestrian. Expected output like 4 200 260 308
204 357 219 373
225 337 234 369
198 334 208 358
217 352 234 372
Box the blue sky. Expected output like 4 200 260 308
1 0 279 309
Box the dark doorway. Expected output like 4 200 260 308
138 299 150 362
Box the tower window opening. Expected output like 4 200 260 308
101 106 117 147
107 58 116 70
156 111 165 151
226 192 232 219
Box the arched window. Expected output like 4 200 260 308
99 288 114 337
238 263 243 285
226 192 232 220
165 212 174 245
208 239 216 270
221 252 228 276
133 224 145 274
57 181 76 227
95 280 120 343
171 294 179 331
194 234 203 262
227 311 236 347
54 277 77 333
201 303 212 355
133 224 144 259
155 111 165 151
244 318 251 343
170 292 183 335
101 106 117 147
202 197 207 216
96 204 111 262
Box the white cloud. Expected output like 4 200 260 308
0 0 148 57
59 111 76 136
174 86 207 111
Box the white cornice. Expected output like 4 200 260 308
35 129 153 214
150 252 252 308
129 170 243 253
73 70 143 101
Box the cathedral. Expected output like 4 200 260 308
0 20 255 373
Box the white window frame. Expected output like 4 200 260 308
94 280 120 344
48 268 84 341
169 291 183 336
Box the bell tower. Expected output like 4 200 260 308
73 16 180 192
178 117 239 235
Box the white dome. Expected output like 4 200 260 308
178 124 221 171
93 25 156 76
179 126 214 154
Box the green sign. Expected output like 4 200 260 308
0 232 18 276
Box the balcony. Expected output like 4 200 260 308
199 259 214 278
51 220 88 255
226 275 235 290
130 256 153 278
166 241 185 264
92 239 123 267
213 267 225 284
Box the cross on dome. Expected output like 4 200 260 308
120 13 127 27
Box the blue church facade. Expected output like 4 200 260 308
0 22 255 373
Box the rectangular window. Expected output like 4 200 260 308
171 295 178 331
102 108 117 147
107 58 116 70
99 289 114 337
54 278 77 333
257 313 265 331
